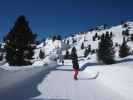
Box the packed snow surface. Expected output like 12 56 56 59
0 55 133 100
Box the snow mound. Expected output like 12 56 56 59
0 56 57 71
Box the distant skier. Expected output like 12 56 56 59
57 47 64 65
71 47 79 80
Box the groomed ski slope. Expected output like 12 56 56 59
34 70 124 100
0 56 133 100
33 59 129 100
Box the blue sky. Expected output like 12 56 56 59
0 0 133 40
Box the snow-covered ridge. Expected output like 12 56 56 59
64 21 133 55
31 21 133 66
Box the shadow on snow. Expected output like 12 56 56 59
80 62 99 71
0 67 58 100
116 58 133 64
55 62 99 72
33 99 69 100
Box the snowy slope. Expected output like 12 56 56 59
65 21 133 57
0 61 58 100
1 55 133 100
34 38 68 61
0 21 133 100
34 64 127 100
84 55 133 100
33 55 133 100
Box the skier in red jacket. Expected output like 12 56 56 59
71 47 79 80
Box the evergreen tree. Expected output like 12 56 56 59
66 40 69 45
36 40 40 45
122 30 125 36
119 37 130 58
5 15 36 66
131 34 133 41
72 38 76 44
39 50 45 59
115 42 119 47
0 53 3 61
95 33 98 38
125 29 129 36
92 36 95 41
84 45 91 57
121 21 128 28
88 45 91 52
64 50 70 59
84 48 89 57
81 42 84 49
110 32 113 38
52 35 56 42
57 35 61 40
97 36 101 40
106 31 109 34
97 33 115 64
122 29 129 36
